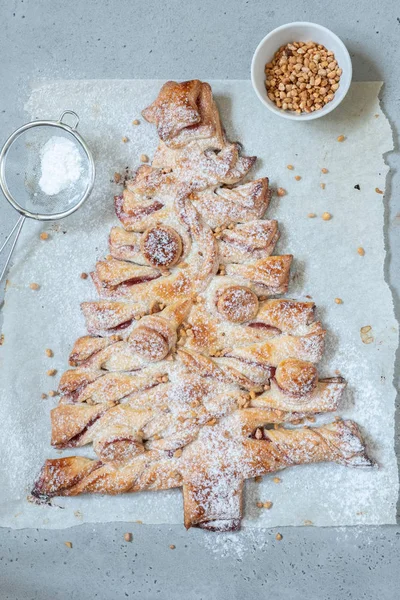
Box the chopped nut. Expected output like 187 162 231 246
64 542 72 549
275 533 283 541
295 175 302 181
114 172 121 184
254 428 263 440
263 501 273 509
304 520 313 526
256 501 264 508
140 154 149 163
306 415 316 423
273 477 281 484
337 135 345 142
124 532 133 542
29 283 40 290
45 348 54 357
47 369 57 377
169 544 176 550
48 390 58 397
321 168 328 174
277 187 286 197
41 393 47 399
162 375 169 383
132 119 140 125
322 212 332 221
357 247 365 256
286 164 294 170
206 418 217 426
122 136 129 143
320 182 326 189
80 272 88 280
265 43 342 113
334 298 343 304
360 325 374 344
308 213 317 218
173 449 183 458
0 334 4 346
375 187 383 194
254 476 262 483
40 232 49 240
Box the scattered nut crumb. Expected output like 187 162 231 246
114 172 121 184
29 283 40 290
48 390 58 397
173 448 183 458
140 154 149 163
286 164 294 170
80 272 88 279
135 520 143 524
273 477 281 484
0 334 4 346
321 168 328 174
254 428 263 440
308 213 317 218
357 247 365 256
337 135 345 142
132 119 140 125
334 298 343 304
169 544 176 550
360 325 374 344
122 136 129 143
320 182 326 189
47 369 57 377
294 175 301 181
322 212 332 221
375 187 383 194
275 533 283 541
256 501 264 508
39 232 49 240
45 348 53 357
254 476 262 483
124 532 133 542
277 187 286 197
304 520 313 526
263 501 273 509
306 415 316 423
64 542 72 549
41 393 47 399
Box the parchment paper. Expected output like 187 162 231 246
0 81 397 529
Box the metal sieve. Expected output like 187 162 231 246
0 110 95 283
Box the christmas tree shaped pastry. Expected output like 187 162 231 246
33 80 373 531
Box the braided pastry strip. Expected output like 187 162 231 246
33 420 373 531
182 419 373 530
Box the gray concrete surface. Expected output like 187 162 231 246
0 1 399 598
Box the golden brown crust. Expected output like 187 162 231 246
34 80 373 531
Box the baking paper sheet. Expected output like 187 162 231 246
0 80 397 529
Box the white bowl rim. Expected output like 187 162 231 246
251 21 352 121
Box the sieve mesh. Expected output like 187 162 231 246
2 125 91 216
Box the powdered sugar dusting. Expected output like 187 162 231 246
0 81 396 533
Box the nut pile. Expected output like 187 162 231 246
265 41 342 114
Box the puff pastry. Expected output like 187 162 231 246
33 80 373 531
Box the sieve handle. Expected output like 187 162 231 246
58 110 80 130
0 215 26 284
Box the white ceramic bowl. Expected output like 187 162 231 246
251 22 352 120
